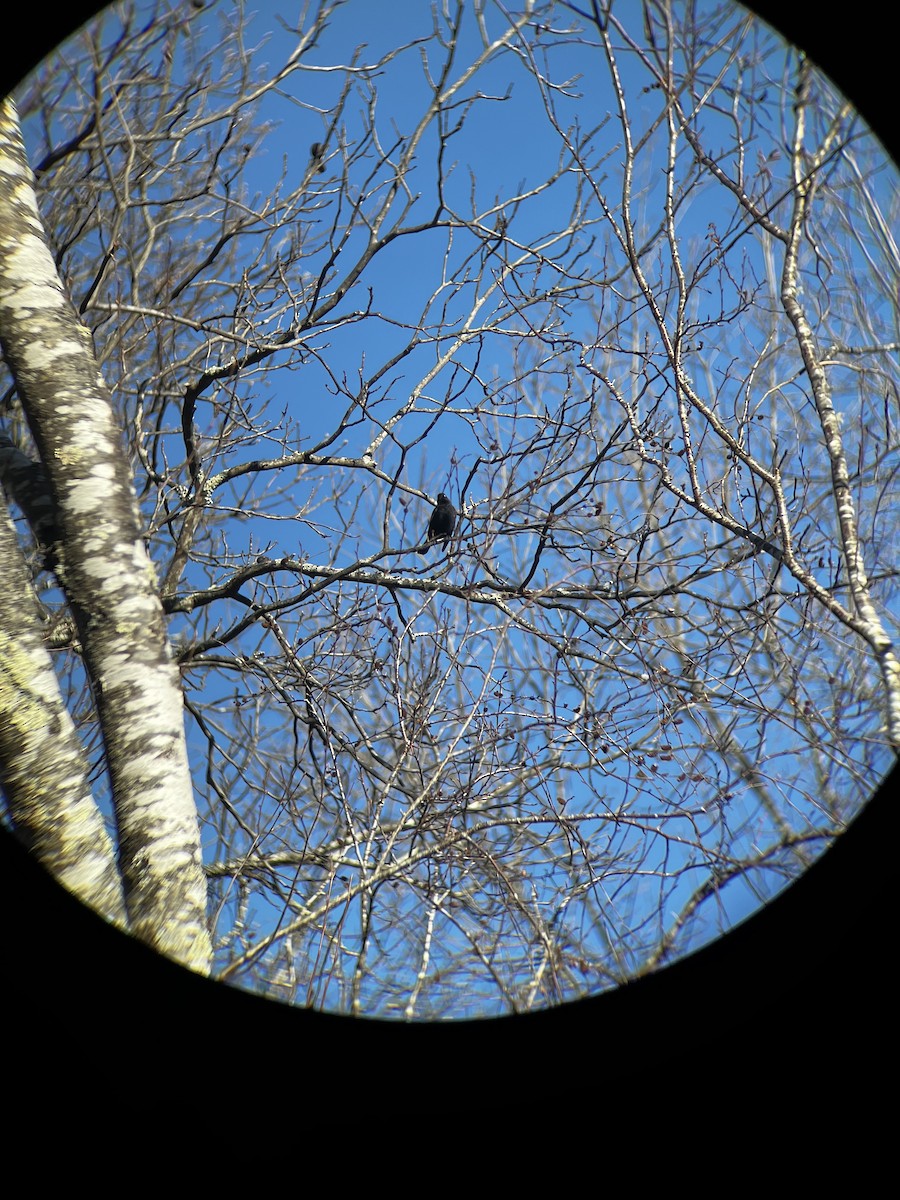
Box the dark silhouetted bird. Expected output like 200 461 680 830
420 492 456 553
309 142 326 174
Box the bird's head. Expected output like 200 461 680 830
437 492 450 504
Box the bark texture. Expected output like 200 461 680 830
0 98 211 972
0 502 127 924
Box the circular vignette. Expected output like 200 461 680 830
1 1 896 1069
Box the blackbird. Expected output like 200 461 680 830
309 142 326 174
420 492 456 553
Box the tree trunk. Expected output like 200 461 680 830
0 97 210 973
0 499 127 926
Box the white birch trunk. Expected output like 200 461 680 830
0 98 211 972
781 65 900 751
0 501 127 925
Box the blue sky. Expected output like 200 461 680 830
11 0 898 1017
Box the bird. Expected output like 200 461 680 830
420 492 456 554
309 142 326 174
